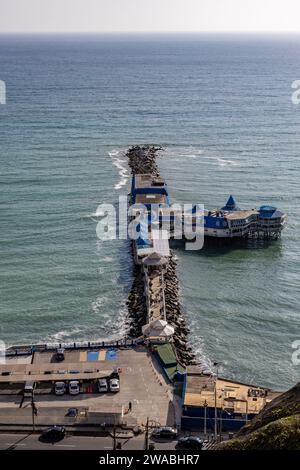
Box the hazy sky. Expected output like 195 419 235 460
0 0 300 33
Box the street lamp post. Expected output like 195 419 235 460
144 417 149 451
113 423 117 450
245 400 248 423
219 407 223 441
31 396 37 433
203 400 208 437
213 362 219 440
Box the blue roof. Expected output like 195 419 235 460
259 205 283 218
259 209 284 219
259 205 276 212
221 195 240 211
136 237 151 247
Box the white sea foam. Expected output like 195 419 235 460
165 146 240 167
191 341 214 374
47 327 83 343
85 206 107 221
164 146 204 160
217 157 240 167
103 256 113 262
91 295 109 314
109 149 129 190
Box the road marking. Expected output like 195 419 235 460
54 444 75 448
5 443 26 446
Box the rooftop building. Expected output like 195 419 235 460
181 366 277 432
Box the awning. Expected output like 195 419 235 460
142 320 174 338
143 251 167 267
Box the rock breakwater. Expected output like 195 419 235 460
126 145 195 366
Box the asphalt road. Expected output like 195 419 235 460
0 433 178 451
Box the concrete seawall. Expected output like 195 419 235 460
125 145 195 366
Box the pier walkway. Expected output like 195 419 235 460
126 145 195 365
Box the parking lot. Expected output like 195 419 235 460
0 346 175 428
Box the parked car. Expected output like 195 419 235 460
66 408 78 417
109 378 120 393
23 381 36 398
98 378 108 393
54 381 66 396
68 380 80 395
41 426 66 441
177 436 203 450
55 348 65 362
151 427 178 439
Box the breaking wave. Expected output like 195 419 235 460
109 149 129 190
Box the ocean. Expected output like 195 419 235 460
0 34 299 390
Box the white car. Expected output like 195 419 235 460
55 381 66 396
98 378 108 393
68 380 80 395
109 378 120 393
24 381 36 398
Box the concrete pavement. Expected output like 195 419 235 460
0 347 175 429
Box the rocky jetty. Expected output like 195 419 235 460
125 145 195 365
126 261 148 337
127 145 161 175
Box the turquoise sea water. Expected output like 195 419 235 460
0 34 300 390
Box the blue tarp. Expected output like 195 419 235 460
87 351 99 361
106 349 117 361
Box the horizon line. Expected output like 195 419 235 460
1 30 300 35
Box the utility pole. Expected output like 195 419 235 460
113 422 117 450
213 362 219 440
203 400 208 437
219 407 222 442
144 417 149 451
31 396 37 433
214 381 217 439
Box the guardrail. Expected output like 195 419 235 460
5 337 146 357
